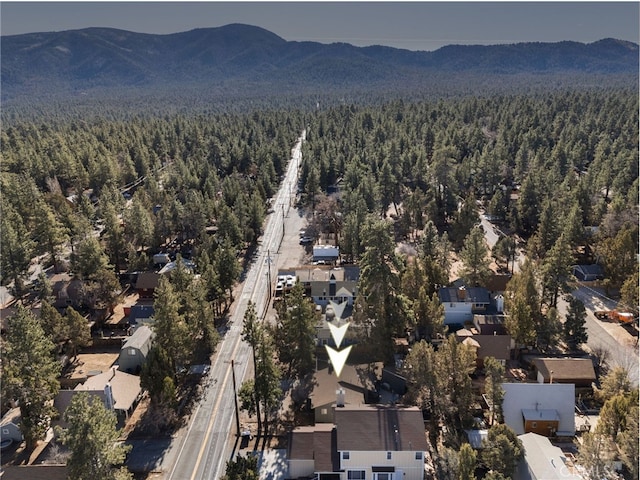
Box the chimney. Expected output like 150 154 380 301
104 383 114 410
336 388 345 407
458 286 466 300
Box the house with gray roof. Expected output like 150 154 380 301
502 383 575 436
118 325 153 374
438 286 491 325
515 433 582 480
287 405 427 480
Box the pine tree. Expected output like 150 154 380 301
3 306 61 450
564 297 588 350
59 393 133 480
459 227 492 287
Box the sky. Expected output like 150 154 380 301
1 1 638 52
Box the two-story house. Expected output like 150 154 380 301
288 405 427 480
502 383 575 437
438 286 491 325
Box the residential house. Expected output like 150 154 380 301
473 314 508 335
531 358 596 388
0 408 23 448
313 245 340 263
134 272 160 299
456 332 514 368
1 466 67 480
316 300 352 347
572 264 604 282
309 364 376 423
502 383 575 436
118 326 153 374
438 286 491 325
51 273 84 309
288 424 337 478
515 433 582 480
287 405 428 480
56 367 142 422
127 304 155 326
484 274 512 297
292 266 359 307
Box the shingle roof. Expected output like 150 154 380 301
532 358 596 382
334 405 428 452
76 368 141 411
310 364 371 409
518 433 582 480
288 424 338 472
121 325 153 357
439 287 490 304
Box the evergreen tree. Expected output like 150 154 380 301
2 306 61 450
65 306 91 360
564 297 588 350
59 393 133 480
481 424 523 478
484 356 505 425
459 227 492 287
458 443 477 480
274 282 316 379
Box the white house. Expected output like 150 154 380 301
288 405 427 480
502 383 575 436
438 286 491 325
515 433 582 480
293 266 359 307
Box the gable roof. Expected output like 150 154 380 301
484 274 512 293
288 424 338 472
518 433 582 480
135 272 159 290
334 405 427 452
121 325 153 356
532 358 596 382
502 383 575 435
439 287 490 304
310 364 372 409
472 334 513 360
75 368 141 411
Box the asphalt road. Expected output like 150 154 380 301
163 132 305 480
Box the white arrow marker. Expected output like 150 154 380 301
325 345 352 378
327 321 350 349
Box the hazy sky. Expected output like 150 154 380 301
1 1 638 52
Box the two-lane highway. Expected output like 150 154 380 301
164 132 305 480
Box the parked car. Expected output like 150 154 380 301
300 236 313 244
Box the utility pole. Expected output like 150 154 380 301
266 250 272 299
230 359 241 435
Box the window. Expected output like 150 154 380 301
531 422 537 428
342 451 350 460
128 348 137 356
375 474 392 480
321 408 328 415
347 471 364 480
2 429 8 435
415 451 423 460
387 451 392 460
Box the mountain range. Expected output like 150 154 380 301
2 24 638 103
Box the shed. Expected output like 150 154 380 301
118 326 153 373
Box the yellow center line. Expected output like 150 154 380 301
189 336 243 480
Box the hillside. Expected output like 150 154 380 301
1 24 638 106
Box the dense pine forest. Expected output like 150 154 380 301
2 81 639 478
